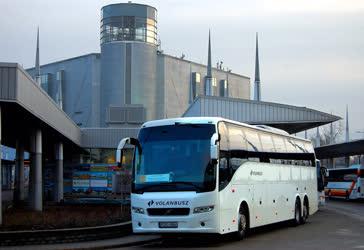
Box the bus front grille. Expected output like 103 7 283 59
147 208 190 216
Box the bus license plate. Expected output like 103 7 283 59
159 222 178 228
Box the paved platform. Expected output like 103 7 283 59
0 234 161 250
120 200 364 250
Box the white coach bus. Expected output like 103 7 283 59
116 117 318 239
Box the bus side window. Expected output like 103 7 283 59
248 157 260 162
230 157 248 170
218 122 231 190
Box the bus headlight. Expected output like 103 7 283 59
193 205 214 214
132 206 145 214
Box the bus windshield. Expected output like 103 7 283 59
132 124 216 193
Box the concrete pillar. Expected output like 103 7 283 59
315 127 321 147
33 129 42 211
329 158 335 169
14 140 25 202
28 132 35 207
0 106 2 225
345 156 350 167
54 142 63 202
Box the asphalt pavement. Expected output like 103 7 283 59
120 199 364 250
2 199 362 250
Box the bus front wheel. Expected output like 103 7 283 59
234 206 249 240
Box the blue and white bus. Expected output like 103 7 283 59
116 117 318 239
325 165 364 200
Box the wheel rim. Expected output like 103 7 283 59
239 213 247 232
295 204 300 222
303 204 307 219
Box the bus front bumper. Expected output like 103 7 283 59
132 211 219 234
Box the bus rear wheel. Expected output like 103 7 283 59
292 199 301 226
300 199 309 224
234 207 248 240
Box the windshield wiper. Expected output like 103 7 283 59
167 181 203 192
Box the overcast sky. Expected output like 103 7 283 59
0 0 363 140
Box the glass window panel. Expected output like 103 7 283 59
228 124 247 151
146 36 155 43
146 18 155 25
294 140 307 153
101 16 156 45
244 128 262 151
260 133 275 152
304 142 314 153
273 136 286 153
285 138 298 153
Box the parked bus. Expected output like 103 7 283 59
325 165 364 200
116 117 318 239
316 160 327 206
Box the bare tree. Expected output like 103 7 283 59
310 121 343 146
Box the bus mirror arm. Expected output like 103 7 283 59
116 137 141 166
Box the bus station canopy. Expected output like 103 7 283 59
315 139 364 159
183 96 341 134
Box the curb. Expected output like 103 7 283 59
0 221 132 246
65 236 162 250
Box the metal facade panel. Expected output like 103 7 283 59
0 66 16 100
8 67 16 99
125 43 132 104
81 128 140 148
101 43 126 126
14 65 82 145
27 54 100 128
162 54 250 119
131 43 158 120
1 68 9 99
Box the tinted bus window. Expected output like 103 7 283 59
218 122 231 190
228 124 247 151
260 133 275 152
304 142 315 153
327 169 358 182
273 136 286 153
285 138 298 153
244 128 262 152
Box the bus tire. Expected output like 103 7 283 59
234 205 249 240
292 199 301 226
301 198 309 224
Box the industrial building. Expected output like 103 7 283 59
0 2 340 223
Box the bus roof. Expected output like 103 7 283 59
141 117 311 143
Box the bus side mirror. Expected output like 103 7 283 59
210 133 219 162
116 137 141 167
211 144 218 162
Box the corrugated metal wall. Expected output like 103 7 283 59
184 96 336 124
0 64 17 100
81 128 139 148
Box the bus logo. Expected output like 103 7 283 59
148 200 155 207
250 170 263 176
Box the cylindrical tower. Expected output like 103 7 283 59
100 3 158 127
